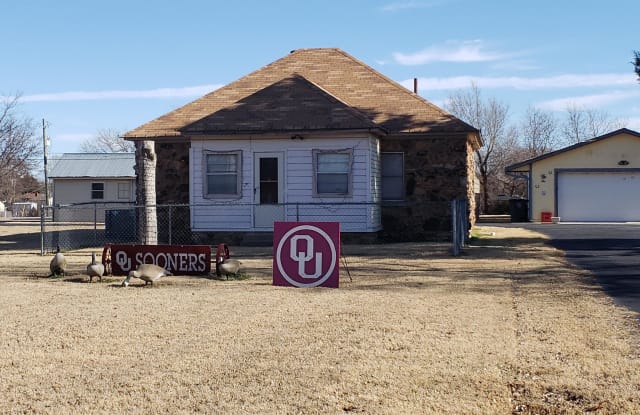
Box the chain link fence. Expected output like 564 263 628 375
41 201 469 254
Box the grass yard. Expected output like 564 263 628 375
0 220 639 414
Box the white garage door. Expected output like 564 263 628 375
557 171 640 221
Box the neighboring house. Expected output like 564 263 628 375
124 48 481 241
11 202 37 217
48 153 136 222
505 128 640 222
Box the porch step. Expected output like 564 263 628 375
477 214 511 223
240 232 274 247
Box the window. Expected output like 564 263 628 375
204 151 241 197
259 157 279 204
381 152 404 201
91 182 104 200
117 182 130 200
313 149 352 196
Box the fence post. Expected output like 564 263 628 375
461 199 468 248
168 205 173 245
451 200 459 256
40 206 45 256
93 202 98 247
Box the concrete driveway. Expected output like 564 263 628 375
516 222 640 314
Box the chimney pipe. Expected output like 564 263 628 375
413 78 418 94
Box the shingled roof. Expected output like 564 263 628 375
124 48 478 139
182 74 382 134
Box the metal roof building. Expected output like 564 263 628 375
48 153 135 178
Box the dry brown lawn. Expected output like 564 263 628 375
0 219 639 414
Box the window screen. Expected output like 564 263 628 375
205 152 240 196
315 151 351 195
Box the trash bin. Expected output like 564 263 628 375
509 199 529 222
105 209 137 242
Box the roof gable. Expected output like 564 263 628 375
124 48 477 139
49 153 135 178
181 74 382 134
506 128 640 172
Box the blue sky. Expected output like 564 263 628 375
2 0 638 156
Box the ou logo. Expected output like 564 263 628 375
273 222 340 288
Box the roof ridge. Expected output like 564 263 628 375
506 128 640 171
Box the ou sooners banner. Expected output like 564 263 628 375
108 244 211 276
273 222 340 288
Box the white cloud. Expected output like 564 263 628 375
393 40 506 65
626 117 640 130
380 1 443 12
17 84 222 102
401 73 636 90
537 90 640 111
490 60 540 71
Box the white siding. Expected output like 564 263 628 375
190 140 253 230
369 138 382 229
190 136 382 232
53 178 136 205
51 178 135 222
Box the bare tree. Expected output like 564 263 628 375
446 84 511 214
561 104 627 144
0 95 41 203
561 103 586 145
492 125 527 193
80 128 134 153
634 50 640 81
520 106 558 157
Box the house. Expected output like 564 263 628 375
48 153 136 221
124 48 481 242
11 202 38 217
505 128 640 222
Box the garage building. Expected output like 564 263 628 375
505 128 640 222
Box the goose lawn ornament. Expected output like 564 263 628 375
86 252 105 283
122 264 171 287
49 246 67 277
218 258 242 278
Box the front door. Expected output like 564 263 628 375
254 152 284 228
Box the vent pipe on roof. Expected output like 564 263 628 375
413 78 418 94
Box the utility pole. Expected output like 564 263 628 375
42 119 49 206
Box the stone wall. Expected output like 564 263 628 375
155 142 190 204
154 142 191 244
379 134 474 241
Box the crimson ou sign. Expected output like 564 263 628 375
273 222 340 288
107 244 211 276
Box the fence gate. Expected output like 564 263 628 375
451 199 468 256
